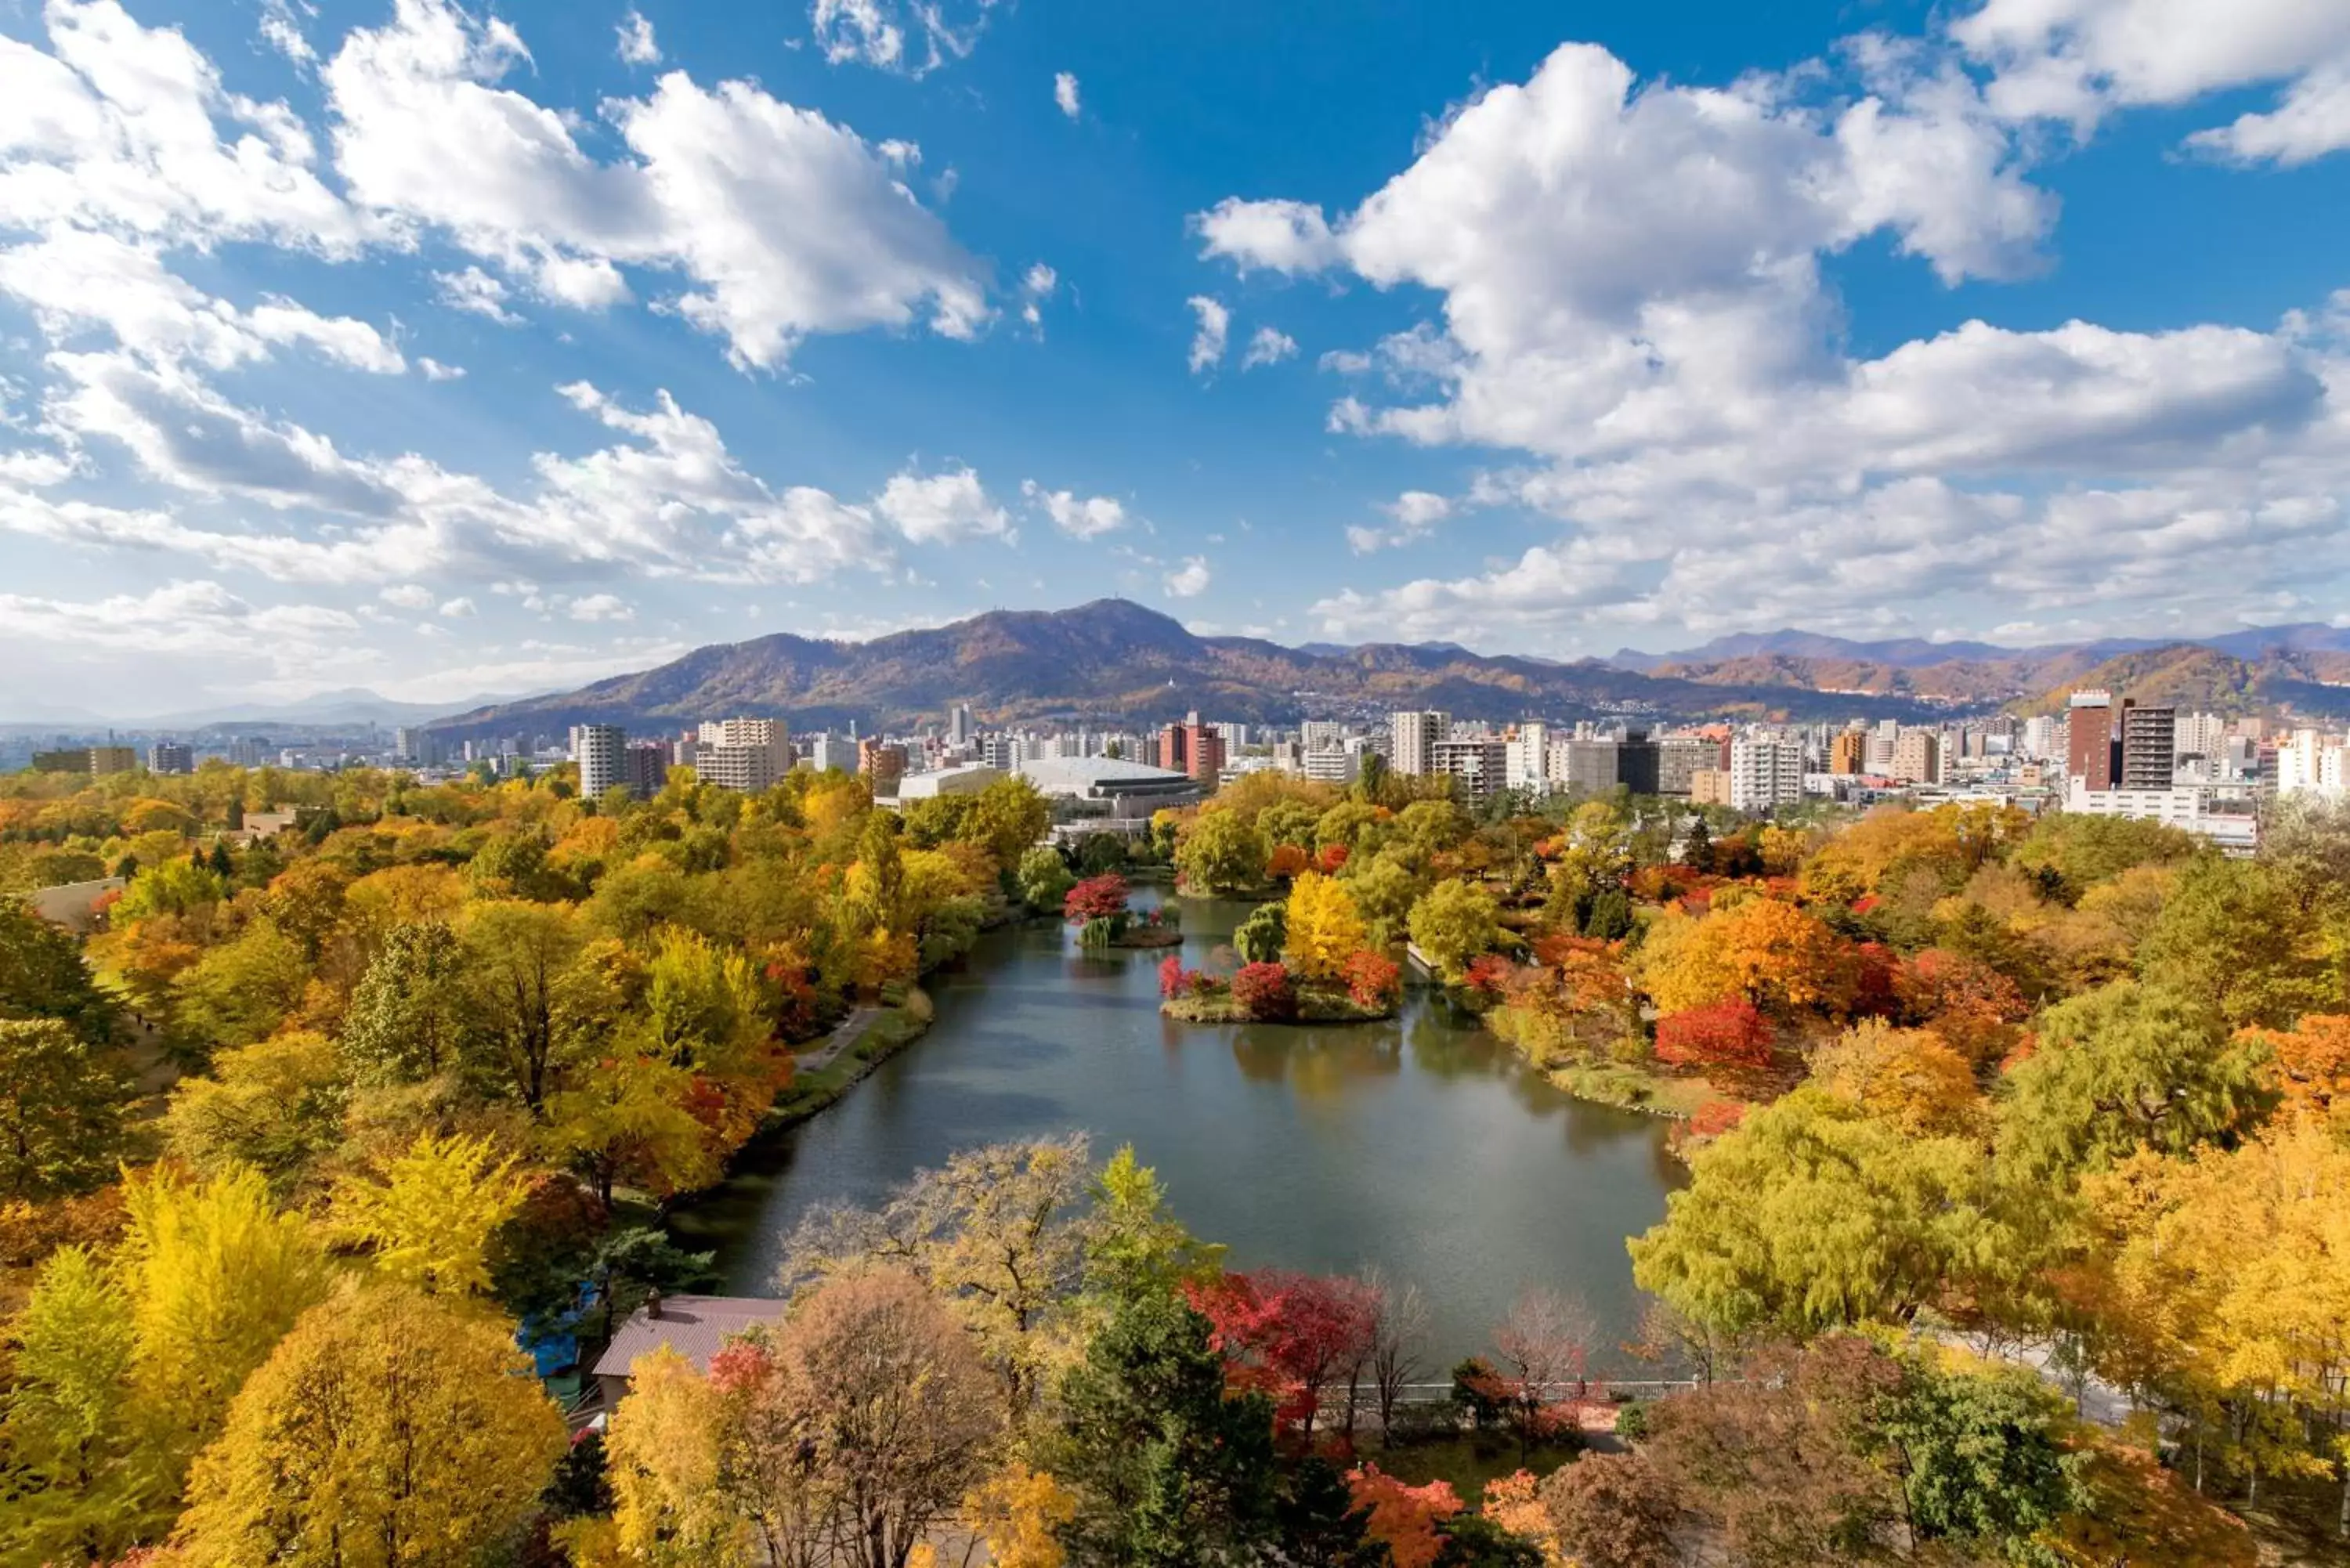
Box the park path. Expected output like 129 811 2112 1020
794 1006 881 1074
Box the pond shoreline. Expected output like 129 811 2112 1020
668 890 1682 1365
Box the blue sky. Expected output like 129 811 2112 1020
1 0 2347 716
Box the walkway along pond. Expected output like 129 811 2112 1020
669 892 1686 1367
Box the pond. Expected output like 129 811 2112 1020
671 892 1685 1368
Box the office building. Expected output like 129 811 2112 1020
572 724 625 800
1432 738 1508 805
148 742 193 775
2119 703 2177 790
699 717 791 793
89 746 138 777
1829 730 1867 775
1657 735 1722 797
949 703 974 746
1157 712 1226 786
1689 768 1732 807
983 735 1027 771
2067 690 2116 790
1389 710 1448 777
1726 738 1805 813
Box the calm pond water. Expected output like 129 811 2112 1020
671 892 1683 1368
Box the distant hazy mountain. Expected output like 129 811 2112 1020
425 599 1956 737
1608 621 2350 717
0 688 544 730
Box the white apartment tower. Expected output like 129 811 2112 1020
1727 737 1806 813
1506 723 1550 792
572 724 625 800
1390 710 1449 777
696 717 790 792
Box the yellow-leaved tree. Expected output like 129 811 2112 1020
331 1129 532 1296
1282 872 1366 984
1810 1019 1982 1136
0 1165 334 1555
176 1285 567 1566
967 1463 1079 1568
601 1346 747 1567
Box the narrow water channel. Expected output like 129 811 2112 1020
671 892 1685 1367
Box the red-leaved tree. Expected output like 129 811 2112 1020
1316 843 1351 874
1265 843 1311 880
1462 954 1516 1002
1065 873 1131 925
1343 948 1401 1011
1231 961 1296 1021
1345 1465 1462 1568
1186 1269 1379 1440
1654 999 1773 1070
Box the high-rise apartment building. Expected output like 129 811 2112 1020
1506 723 1549 791
2278 729 2348 797
2067 690 2116 791
696 717 790 793
1389 710 1448 777
147 742 193 775
2119 703 2177 790
1829 730 1867 775
572 724 625 799
621 742 669 797
1431 738 1507 805
1157 713 1226 786
1727 738 1806 813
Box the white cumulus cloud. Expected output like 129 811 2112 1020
1054 71 1081 117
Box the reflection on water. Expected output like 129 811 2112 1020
670 891 1683 1367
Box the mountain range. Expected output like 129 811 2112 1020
425 600 1957 739
419 602 2350 739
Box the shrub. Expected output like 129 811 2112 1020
1231 962 1296 1021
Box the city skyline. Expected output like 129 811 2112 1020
2 0 2348 716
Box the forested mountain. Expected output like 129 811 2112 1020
426 599 1952 735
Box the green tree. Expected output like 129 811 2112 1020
971 775 1055 867
0 1017 135 1202
461 900 589 1108
163 1030 347 1195
171 919 310 1051
1995 981 2273 1184
1235 901 1288 965
114 858 226 922
1345 853 1423 948
1176 811 1269 896
2135 858 2329 1029
0 898 118 1043
1019 845 1077 911
1407 878 1502 982
340 919 470 1086
1881 1358 2084 1561
1049 1288 1279 1567
1629 1087 2025 1337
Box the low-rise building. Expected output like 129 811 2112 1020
590 1294 785 1412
